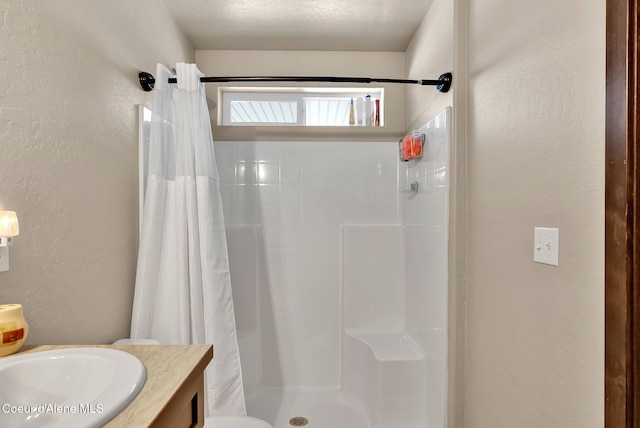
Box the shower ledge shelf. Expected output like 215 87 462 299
344 329 425 361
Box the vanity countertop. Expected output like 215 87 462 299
18 344 213 427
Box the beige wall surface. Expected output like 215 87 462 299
463 0 605 427
0 0 193 344
196 50 406 141
1 0 606 423
405 0 454 132
405 3 463 426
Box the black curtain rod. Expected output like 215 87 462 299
138 71 452 93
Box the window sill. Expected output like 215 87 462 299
212 125 402 142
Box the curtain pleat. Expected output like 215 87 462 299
130 63 246 416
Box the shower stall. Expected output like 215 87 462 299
214 107 450 428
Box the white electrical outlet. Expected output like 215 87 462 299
534 227 559 266
0 247 8 272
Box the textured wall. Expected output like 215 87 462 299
0 0 193 344
404 4 459 426
196 50 406 141
405 0 454 132
464 0 605 426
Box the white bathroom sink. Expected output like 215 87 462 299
0 347 146 428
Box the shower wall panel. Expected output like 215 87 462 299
401 107 450 427
342 225 405 332
215 140 399 388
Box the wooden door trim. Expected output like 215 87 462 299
605 0 639 426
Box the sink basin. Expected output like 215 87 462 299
0 348 146 428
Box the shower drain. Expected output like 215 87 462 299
289 416 309 426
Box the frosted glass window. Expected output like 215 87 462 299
230 100 298 124
221 88 383 127
304 98 351 126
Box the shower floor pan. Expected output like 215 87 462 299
246 387 369 428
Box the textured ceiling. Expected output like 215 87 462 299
161 0 434 51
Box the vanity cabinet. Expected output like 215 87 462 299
150 369 205 428
107 344 212 428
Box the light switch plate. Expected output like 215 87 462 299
534 227 559 266
0 247 8 272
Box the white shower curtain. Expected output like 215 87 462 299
130 63 246 416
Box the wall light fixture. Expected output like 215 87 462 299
0 211 19 272
0 211 19 246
